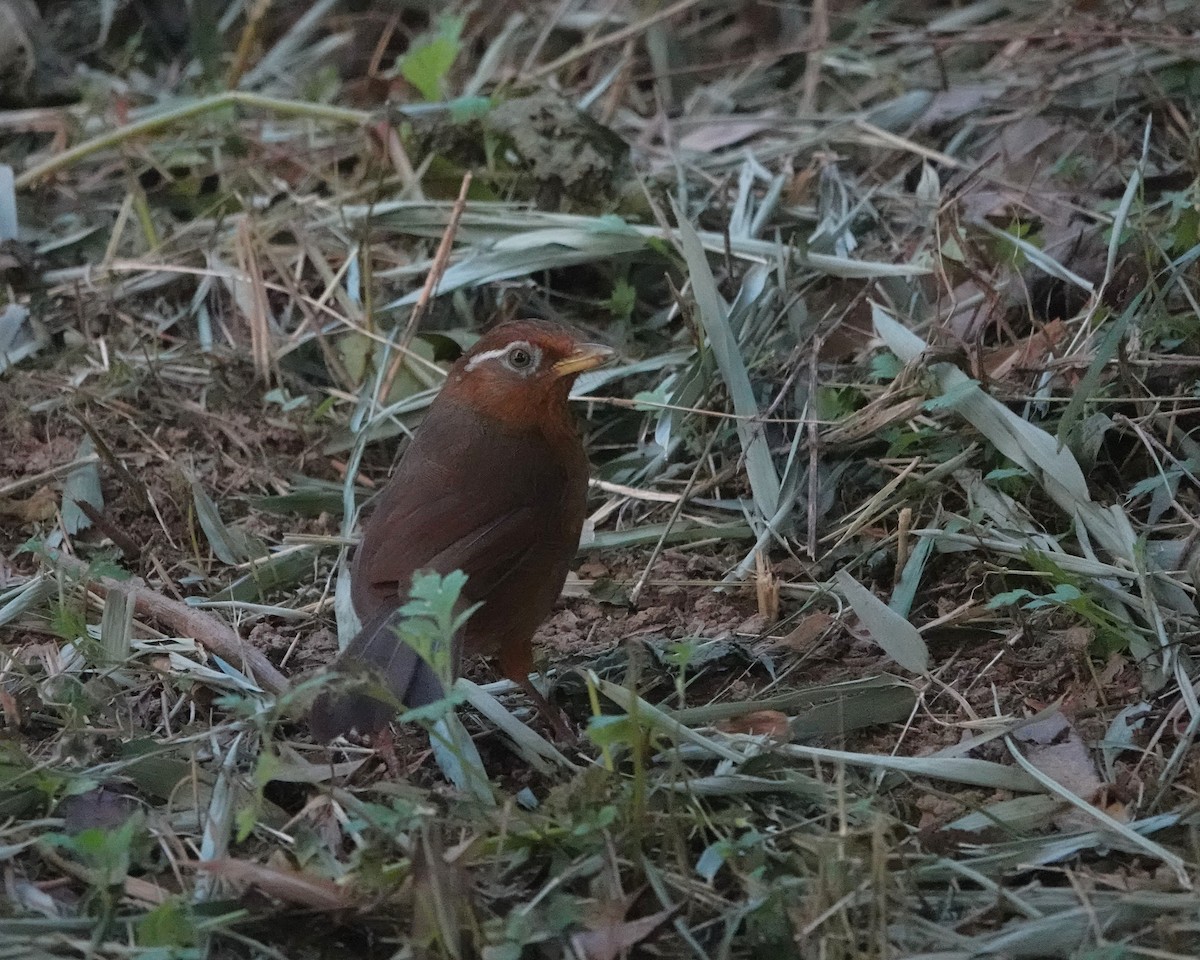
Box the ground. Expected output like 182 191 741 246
2 1 1200 957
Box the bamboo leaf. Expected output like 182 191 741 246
189 478 268 566
834 569 930 674
671 204 781 520
61 438 102 536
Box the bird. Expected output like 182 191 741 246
309 318 613 743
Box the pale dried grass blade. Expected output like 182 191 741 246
833 569 929 674
671 208 781 521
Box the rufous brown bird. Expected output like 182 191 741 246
309 319 613 743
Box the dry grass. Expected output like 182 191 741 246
3 0 1200 956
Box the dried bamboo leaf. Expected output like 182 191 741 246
0 164 15 240
205 545 321 604
944 794 1065 834
671 208 780 520
194 732 246 903
430 713 495 806
60 438 102 536
834 569 929 674
1006 733 1189 886
0 576 53 627
777 741 1042 792
974 216 1096 292
889 534 934 619
189 477 268 566
97 589 133 663
455 678 575 772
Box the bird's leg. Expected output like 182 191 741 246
373 725 402 777
517 675 577 744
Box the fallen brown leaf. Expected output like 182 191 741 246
981 318 1067 381
716 710 791 739
192 858 348 911
571 906 675 960
777 612 834 653
0 484 57 522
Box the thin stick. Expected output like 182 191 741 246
226 0 274 89
806 340 821 560
376 171 472 404
45 552 289 695
0 455 100 498
629 427 719 607
798 0 828 114
527 0 705 80
15 92 370 189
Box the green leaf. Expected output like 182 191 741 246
430 713 495 806
696 841 730 882
889 533 934 619
137 899 198 948
399 15 464 101
46 814 147 887
402 568 472 636
869 350 903 381
235 796 259 844
607 278 637 319
390 570 481 691
989 588 1035 608
89 558 130 580
984 467 1029 482
1057 289 1144 451
1048 583 1083 603
207 544 322 603
586 714 636 748
631 382 671 411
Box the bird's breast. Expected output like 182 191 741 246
350 402 589 623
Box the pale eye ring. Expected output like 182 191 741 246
506 345 534 369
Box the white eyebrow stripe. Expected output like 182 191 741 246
463 346 512 372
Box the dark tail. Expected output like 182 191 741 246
308 606 447 742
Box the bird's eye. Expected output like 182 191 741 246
506 345 535 370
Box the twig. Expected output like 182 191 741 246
15 92 370 189
806 339 821 560
0 455 100 498
76 502 140 559
44 551 290 695
377 171 472 404
799 0 828 114
526 0 705 80
629 427 719 607
226 0 274 89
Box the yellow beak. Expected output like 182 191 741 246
553 343 616 378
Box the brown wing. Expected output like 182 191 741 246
350 400 571 620
310 402 579 741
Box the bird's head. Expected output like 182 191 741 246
443 319 614 431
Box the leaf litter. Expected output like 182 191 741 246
1 0 1200 956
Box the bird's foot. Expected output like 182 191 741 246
519 676 578 746
373 725 402 777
